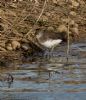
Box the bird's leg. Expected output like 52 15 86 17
50 45 56 58
44 48 55 60
44 49 49 60
45 46 55 60
44 49 51 60
48 49 51 59
46 49 50 60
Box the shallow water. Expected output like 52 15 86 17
0 43 86 100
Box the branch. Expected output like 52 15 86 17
25 0 48 37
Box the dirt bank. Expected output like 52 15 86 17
0 0 86 65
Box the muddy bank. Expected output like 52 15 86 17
0 0 86 65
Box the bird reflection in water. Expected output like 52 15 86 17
0 73 14 88
6 73 14 88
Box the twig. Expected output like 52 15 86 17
35 0 47 23
18 1 38 25
66 16 70 62
65 0 70 63
25 0 48 37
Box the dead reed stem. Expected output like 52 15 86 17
35 0 47 23
25 0 48 37
66 16 70 62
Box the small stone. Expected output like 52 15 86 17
69 20 75 26
70 11 77 16
21 44 30 51
74 23 78 28
0 47 7 51
47 26 54 31
57 24 67 33
11 40 20 50
45 12 51 17
78 0 85 5
71 1 79 7
52 0 60 4
6 44 13 51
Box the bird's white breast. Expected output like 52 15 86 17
41 39 62 48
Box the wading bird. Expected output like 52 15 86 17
35 26 79 58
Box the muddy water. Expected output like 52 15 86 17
0 43 86 100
